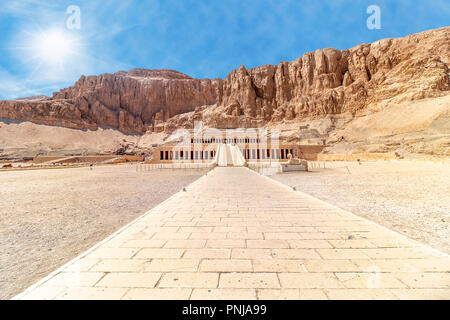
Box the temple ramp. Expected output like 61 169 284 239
230 144 246 166
214 144 246 167
214 144 228 166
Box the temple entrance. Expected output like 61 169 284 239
214 144 246 167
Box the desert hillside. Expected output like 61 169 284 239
0 120 167 160
0 27 449 160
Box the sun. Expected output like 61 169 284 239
31 29 79 66
12 26 87 82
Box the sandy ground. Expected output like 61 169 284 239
2 160 449 299
270 160 450 254
0 119 168 159
0 165 208 299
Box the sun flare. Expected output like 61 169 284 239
31 29 79 66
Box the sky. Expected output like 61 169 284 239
0 0 449 99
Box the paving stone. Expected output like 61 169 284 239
134 248 185 259
57 287 128 300
231 249 273 259
361 248 440 259
328 239 376 249
64 258 100 272
316 248 369 259
252 259 307 272
179 227 213 233
90 259 147 272
247 240 290 249
334 272 408 289
272 249 321 259
189 232 227 240
88 248 139 259
303 259 361 272
368 238 416 248
206 239 247 248
120 240 166 248
184 249 231 259
288 240 333 249
404 258 450 272
44 272 105 287
18 286 67 300
264 233 302 240
219 273 280 288
350 259 420 273
199 259 252 272
299 232 344 240
257 289 328 300
191 289 256 300
227 232 264 240
390 289 450 300
123 288 192 300
96 272 162 288
393 273 450 288
164 240 206 248
278 273 344 289
15 167 450 300
324 289 398 300
152 232 191 240
145 259 200 272
159 273 219 288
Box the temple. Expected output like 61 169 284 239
149 129 325 164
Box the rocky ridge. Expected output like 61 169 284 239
1 69 222 133
0 27 449 158
165 27 449 131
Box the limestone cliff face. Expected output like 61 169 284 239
166 27 449 131
1 69 222 133
0 27 448 134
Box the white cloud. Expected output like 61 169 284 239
0 66 63 99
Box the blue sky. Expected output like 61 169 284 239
0 0 449 99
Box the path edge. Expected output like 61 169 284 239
12 168 213 300
249 167 450 259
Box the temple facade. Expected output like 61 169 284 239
149 129 325 164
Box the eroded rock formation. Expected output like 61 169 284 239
1 69 222 133
1 27 449 135
166 27 449 131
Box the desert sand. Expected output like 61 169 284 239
0 165 208 299
0 119 170 160
1 160 449 299
271 160 450 254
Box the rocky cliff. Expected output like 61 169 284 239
1 69 222 133
1 27 449 136
166 26 449 131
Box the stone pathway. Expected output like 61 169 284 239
14 167 450 300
